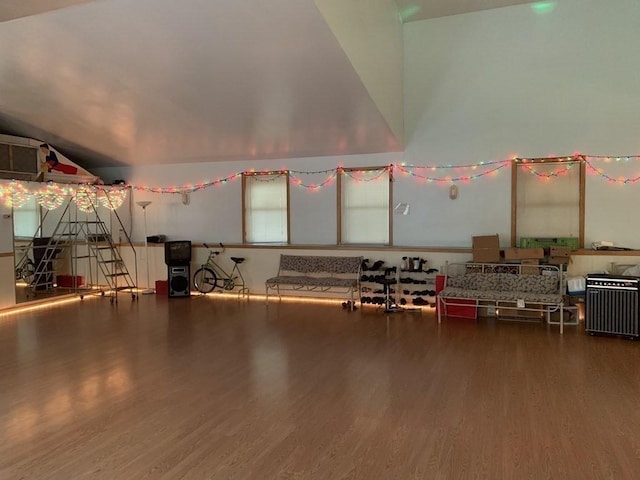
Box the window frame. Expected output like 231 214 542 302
13 195 41 239
511 157 585 248
242 171 291 244
337 166 393 246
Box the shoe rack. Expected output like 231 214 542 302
397 265 439 308
359 258 438 308
359 260 394 307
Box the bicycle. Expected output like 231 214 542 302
15 255 35 285
193 243 248 296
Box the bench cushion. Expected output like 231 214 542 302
278 255 361 274
440 287 562 304
266 276 358 288
445 273 558 294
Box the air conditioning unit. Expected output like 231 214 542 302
0 141 39 181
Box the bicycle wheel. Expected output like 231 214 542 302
18 260 35 283
193 267 218 293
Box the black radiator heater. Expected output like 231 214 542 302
585 274 640 338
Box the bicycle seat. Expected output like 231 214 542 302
231 257 245 264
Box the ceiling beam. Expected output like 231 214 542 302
0 0 96 23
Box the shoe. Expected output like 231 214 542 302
342 301 358 310
370 260 385 271
361 259 370 271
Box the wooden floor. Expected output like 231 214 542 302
14 283 80 304
1 296 640 479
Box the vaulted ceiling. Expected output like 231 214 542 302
0 0 535 169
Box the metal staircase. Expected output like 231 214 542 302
30 192 138 303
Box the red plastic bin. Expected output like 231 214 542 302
435 274 477 320
56 275 85 288
155 280 169 296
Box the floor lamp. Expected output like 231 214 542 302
136 201 154 294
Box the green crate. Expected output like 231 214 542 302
519 237 580 251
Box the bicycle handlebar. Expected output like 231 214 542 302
203 242 225 255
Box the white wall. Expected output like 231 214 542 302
97 152 404 245
314 0 404 143
68 0 640 290
404 0 640 248
96 0 640 251
0 201 16 308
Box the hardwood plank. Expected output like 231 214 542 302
1 297 640 479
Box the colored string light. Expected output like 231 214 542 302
289 171 337 189
5 153 640 209
37 184 66 210
0 182 129 210
395 162 509 183
584 157 640 184
519 162 576 179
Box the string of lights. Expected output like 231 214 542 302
4 155 640 209
395 162 509 182
584 157 640 184
0 181 128 211
518 162 576 179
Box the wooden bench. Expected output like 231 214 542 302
265 255 363 310
437 262 566 333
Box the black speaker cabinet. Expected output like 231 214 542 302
168 265 190 297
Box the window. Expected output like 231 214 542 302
13 196 40 238
243 173 289 243
512 157 585 247
338 167 391 245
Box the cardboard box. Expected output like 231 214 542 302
521 259 540 275
547 257 569 265
549 246 571 258
498 302 544 320
503 248 545 260
472 234 500 263
547 305 580 325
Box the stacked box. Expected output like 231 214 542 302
521 259 540 275
548 246 571 265
503 248 545 260
472 234 500 263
